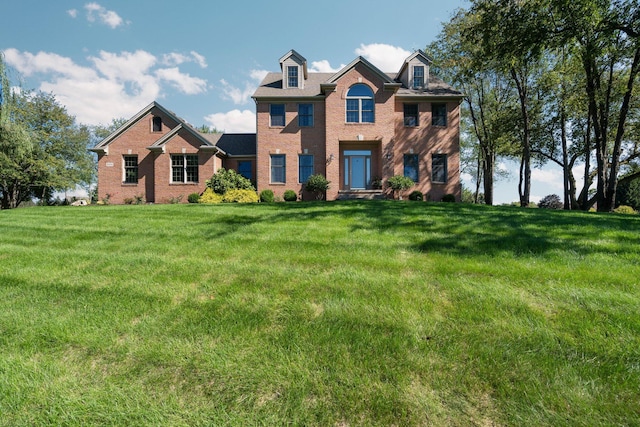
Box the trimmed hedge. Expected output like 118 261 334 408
283 190 297 202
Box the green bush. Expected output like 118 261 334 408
614 205 637 215
188 193 200 203
305 174 330 200
408 190 423 201
283 190 298 202
539 194 563 209
442 194 456 203
207 168 255 195
199 188 223 204
222 189 259 203
259 189 275 203
387 175 415 199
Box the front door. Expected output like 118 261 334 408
351 156 366 189
343 150 371 190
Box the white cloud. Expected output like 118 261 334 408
354 43 411 72
3 48 97 80
67 9 78 18
3 48 208 126
531 168 564 190
309 60 343 73
90 50 156 81
460 172 474 184
249 69 269 82
204 110 256 133
190 51 207 69
161 51 208 69
85 3 124 29
219 79 255 105
156 68 208 95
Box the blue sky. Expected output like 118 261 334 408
1 0 568 203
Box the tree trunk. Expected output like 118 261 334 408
511 67 531 207
559 106 570 209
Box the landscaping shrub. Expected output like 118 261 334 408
168 195 184 204
305 174 330 200
222 189 259 203
539 194 563 209
442 194 456 202
199 188 223 204
614 205 637 215
187 193 200 204
283 190 298 202
207 168 255 194
123 197 134 205
409 190 423 201
259 189 275 203
387 175 414 199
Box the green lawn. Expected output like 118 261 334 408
0 201 638 426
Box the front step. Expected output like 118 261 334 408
337 190 387 200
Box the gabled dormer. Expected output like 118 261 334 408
279 49 308 90
396 50 433 91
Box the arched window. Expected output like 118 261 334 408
346 84 374 123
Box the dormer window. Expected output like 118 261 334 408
152 116 162 132
413 66 425 89
287 66 299 88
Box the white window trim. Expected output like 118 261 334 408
170 154 199 184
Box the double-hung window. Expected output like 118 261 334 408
123 155 138 183
432 103 447 127
413 66 425 89
432 154 448 183
404 154 419 182
271 154 286 183
171 154 199 183
346 84 374 123
270 104 285 127
298 154 314 183
404 104 419 127
287 66 298 88
298 104 313 127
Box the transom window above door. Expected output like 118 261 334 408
346 84 374 123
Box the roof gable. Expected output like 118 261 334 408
279 49 308 80
327 56 396 85
395 49 433 81
146 123 219 153
91 101 217 154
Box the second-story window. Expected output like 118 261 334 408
270 104 285 127
298 104 313 127
346 84 374 123
287 66 298 88
404 104 419 127
432 103 447 127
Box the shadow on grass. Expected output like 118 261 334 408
198 201 640 258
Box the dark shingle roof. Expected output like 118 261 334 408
253 70 462 99
200 133 256 157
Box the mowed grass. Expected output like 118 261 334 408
0 201 639 426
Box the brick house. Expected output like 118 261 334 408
92 49 463 203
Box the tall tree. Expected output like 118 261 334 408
429 8 519 205
463 0 551 207
0 55 95 208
